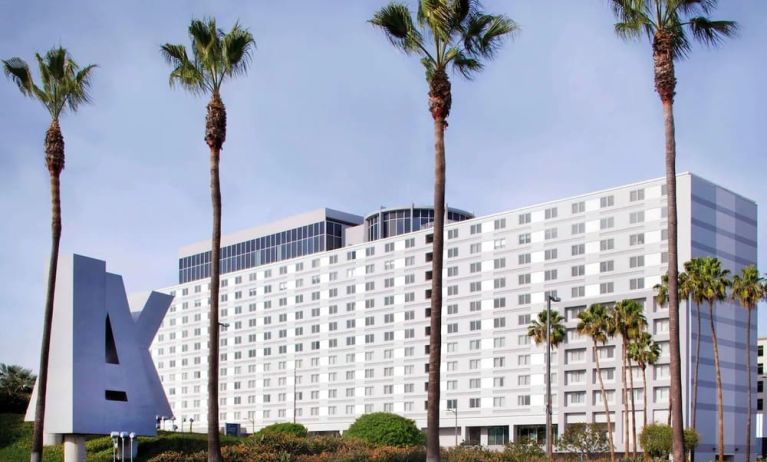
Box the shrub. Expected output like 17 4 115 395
500 439 544 462
640 424 699 460
255 422 309 438
344 413 425 447
249 432 312 455
147 450 207 462
443 446 503 462
556 423 610 460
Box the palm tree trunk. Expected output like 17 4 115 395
622 344 629 459
692 303 701 429
206 93 226 462
594 344 616 462
30 119 65 462
708 302 724 462
654 31 685 462
628 357 638 461
641 365 648 462
426 69 450 462
746 306 753 462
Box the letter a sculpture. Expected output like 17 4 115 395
26 254 173 460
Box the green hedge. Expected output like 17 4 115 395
343 413 425 447
253 422 308 438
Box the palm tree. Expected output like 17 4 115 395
680 259 706 431
3 48 95 462
528 309 567 348
369 4 516 460
609 3 737 461
692 256 731 462
161 19 255 462
577 304 616 462
731 265 763 462
611 300 647 461
0 364 37 412
627 333 660 438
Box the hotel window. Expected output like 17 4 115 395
544 228 558 240
518 294 531 305
494 337 506 348
629 211 645 224
544 269 558 281
470 320 482 331
600 238 615 251
494 218 507 230
447 266 459 277
448 228 459 239
572 201 585 214
494 238 506 249
600 217 614 230
494 317 506 328
518 335 529 345
600 282 614 294
630 233 645 246
494 297 506 308
572 244 585 256
405 238 415 248
545 249 558 260
630 188 645 201
494 278 506 289
447 323 458 334
470 223 482 234
493 397 506 408
654 387 669 403
519 273 531 285
600 261 614 272
518 354 530 366
630 278 645 290
519 253 531 265
572 222 585 235
518 212 532 225
630 255 645 268
447 248 459 258
545 207 558 219
494 257 506 269
469 398 481 408
517 395 531 406
519 233 531 245
385 242 394 252
572 265 585 277
470 243 481 254
567 391 586 405
447 304 458 315
600 195 614 208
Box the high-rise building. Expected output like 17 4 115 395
151 173 757 461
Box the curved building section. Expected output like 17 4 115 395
364 205 473 241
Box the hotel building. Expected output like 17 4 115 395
151 173 757 461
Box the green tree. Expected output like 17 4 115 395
528 309 566 348
627 331 660 458
608 2 737 461
577 304 616 462
731 265 763 462
556 423 610 461
161 18 255 462
691 256 731 462
611 300 646 461
344 413 425 447
0 364 36 413
369 3 516 460
680 259 706 430
3 47 96 462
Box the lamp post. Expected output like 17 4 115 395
546 294 560 462
447 407 458 447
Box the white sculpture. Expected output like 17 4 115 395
26 254 173 460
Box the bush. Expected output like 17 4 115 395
640 424 699 460
443 446 503 462
556 423 610 460
344 413 425 447
501 439 544 462
255 422 309 438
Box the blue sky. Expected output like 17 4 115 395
1 1 765 371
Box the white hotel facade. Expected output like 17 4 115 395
151 173 757 461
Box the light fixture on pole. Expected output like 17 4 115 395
447 407 458 447
546 294 560 462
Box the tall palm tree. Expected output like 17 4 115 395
161 19 255 462
731 265 763 462
528 309 567 348
577 304 616 462
369 3 516 460
609 3 737 461
680 259 706 431
653 272 682 425
693 256 731 462
3 48 95 462
611 300 647 461
627 333 660 438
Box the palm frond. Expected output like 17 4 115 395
66 64 97 111
676 0 718 16
463 13 518 59
161 43 206 94
447 48 482 79
2 57 36 97
687 17 738 47
420 56 436 82
222 22 256 77
370 3 425 56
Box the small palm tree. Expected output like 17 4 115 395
3 47 95 462
369 3 516 460
611 300 647 461
627 333 660 435
577 304 616 462
0 363 36 397
609 3 737 460
528 309 566 348
680 259 706 430
161 18 255 462
693 256 731 462
731 265 761 462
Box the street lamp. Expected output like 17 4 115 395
447 407 458 447
546 294 560 462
